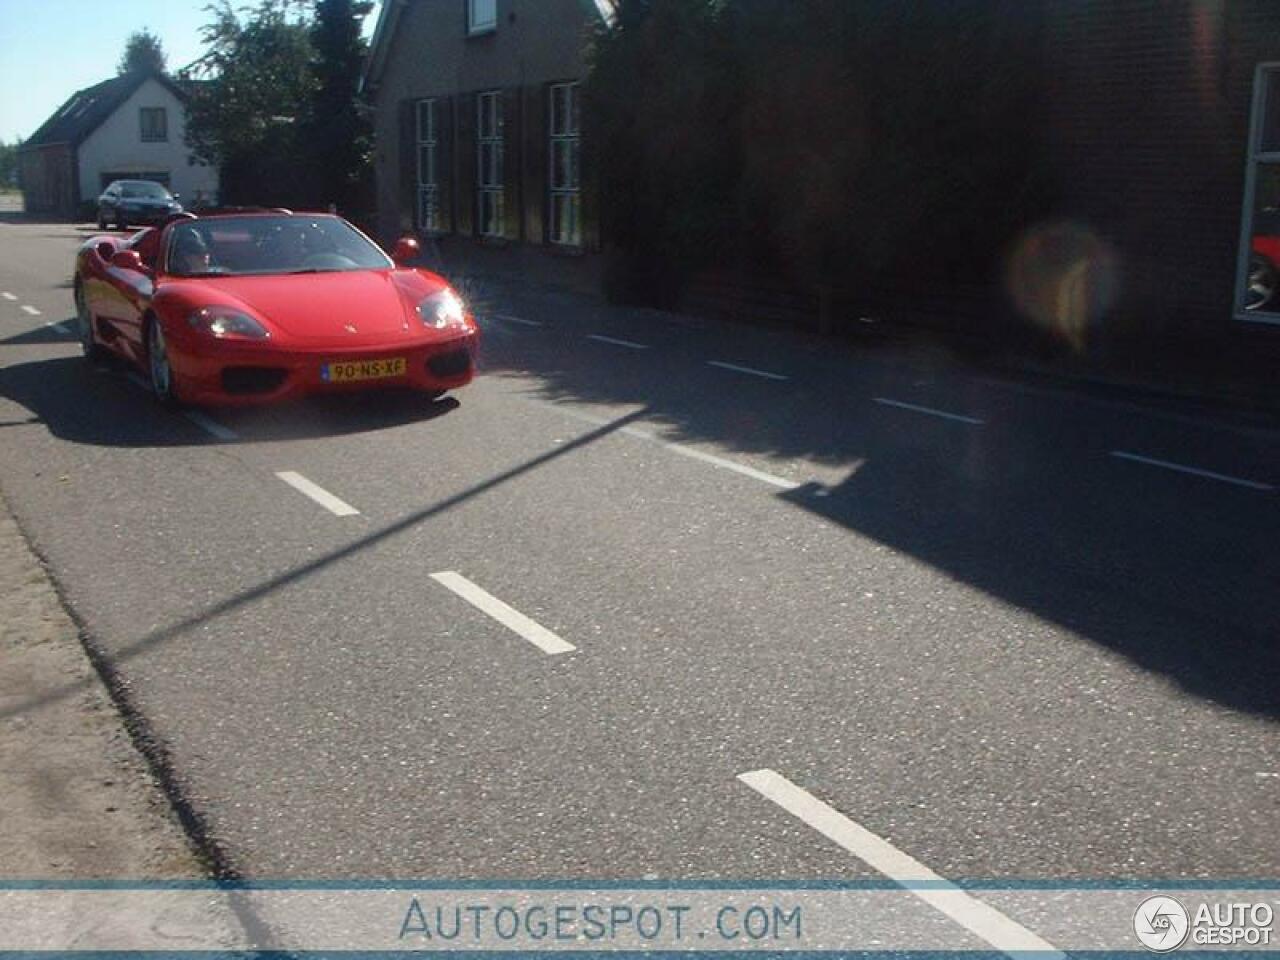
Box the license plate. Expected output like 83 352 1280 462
322 357 407 383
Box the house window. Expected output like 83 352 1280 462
467 0 497 34
416 99 440 233
1238 64 1280 320
548 82 582 247
477 91 504 238
140 107 167 143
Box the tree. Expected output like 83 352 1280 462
0 139 20 190
585 0 738 303
586 0 1046 309
118 29 167 74
299 0 374 213
182 0 317 205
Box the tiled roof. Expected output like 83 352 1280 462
22 70 188 148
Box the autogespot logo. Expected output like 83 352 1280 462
1134 896 1191 952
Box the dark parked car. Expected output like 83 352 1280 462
96 180 183 230
1245 207 1280 313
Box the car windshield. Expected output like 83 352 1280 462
166 215 393 277
118 182 171 199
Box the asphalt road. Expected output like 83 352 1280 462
1 221 1277 937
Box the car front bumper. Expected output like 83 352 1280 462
167 329 480 407
115 207 180 224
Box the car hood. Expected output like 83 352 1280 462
187 270 431 346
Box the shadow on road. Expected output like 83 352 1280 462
0 324 82 347
0 354 462 447
477 302 1280 719
787 451 1280 717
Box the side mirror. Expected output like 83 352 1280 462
96 241 115 261
391 236 421 265
171 192 181 200
111 250 145 272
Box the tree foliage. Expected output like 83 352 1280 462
586 0 737 303
118 29 168 75
586 0 1047 306
0 139 20 190
299 0 374 213
182 0 373 214
181 1 307 205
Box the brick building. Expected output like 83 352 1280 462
1038 0 1280 338
364 0 1280 349
362 0 613 251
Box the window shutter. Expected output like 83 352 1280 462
437 96 455 233
523 85 547 245
456 92 476 236
581 101 599 252
503 87 522 241
397 99 416 234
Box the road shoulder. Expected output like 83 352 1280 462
0 485 244 946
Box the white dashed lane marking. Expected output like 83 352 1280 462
707 360 789 381
532 400 800 491
2 292 16 301
20 305 40 316
274 471 361 517
1110 450 1273 492
491 313 543 327
873 397 984 426
738 769 1064 959
587 334 650 350
183 411 239 441
430 571 576 655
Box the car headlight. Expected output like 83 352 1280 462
188 306 270 340
416 288 468 329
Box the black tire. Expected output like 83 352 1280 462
73 281 107 362
1245 254 1277 312
96 212 107 231
146 318 180 407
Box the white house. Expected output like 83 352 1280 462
18 70 218 217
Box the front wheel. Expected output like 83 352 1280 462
74 281 106 362
146 319 179 407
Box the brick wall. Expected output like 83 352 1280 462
1040 0 1280 340
17 145 75 216
370 0 597 248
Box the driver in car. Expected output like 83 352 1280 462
255 225 313 269
171 229 213 275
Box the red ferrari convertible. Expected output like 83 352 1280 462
73 211 479 406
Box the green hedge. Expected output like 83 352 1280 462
586 0 1048 307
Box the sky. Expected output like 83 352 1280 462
0 0 381 143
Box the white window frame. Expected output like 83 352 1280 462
477 91 505 239
548 82 582 248
467 0 497 35
1234 62 1280 324
415 98 440 233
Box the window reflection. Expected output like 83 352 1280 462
1240 69 1280 317
1246 165 1280 313
1262 71 1280 155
